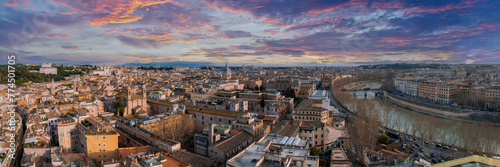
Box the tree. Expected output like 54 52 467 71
310 147 321 156
112 101 126 116
378 134 390 144
348 99 382 160
260 98 265 108
160 115 195 145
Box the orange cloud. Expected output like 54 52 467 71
89 0 172 26
56 0 172 26
380 38 405 43
263 29 278 35
60 11 76 15
48 33 70 39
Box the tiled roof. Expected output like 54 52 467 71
276 121 299 137
174 150 216 167
214 131 253 153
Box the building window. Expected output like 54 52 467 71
103 143 106 146
98 144 101 147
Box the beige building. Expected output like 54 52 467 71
114 85 149 117
292 99 329 124
486 86 500 109
57 121 78 153
207 130 253 163
76 117 119 164
418 81 456 104
331 147 352 167
232 114 270 141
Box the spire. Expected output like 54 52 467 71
225 58 228 68
127 86 131 100
142 84 147 99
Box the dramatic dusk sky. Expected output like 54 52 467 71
1 0 499 66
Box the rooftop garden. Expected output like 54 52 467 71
67 111 76 117
81 120 92 128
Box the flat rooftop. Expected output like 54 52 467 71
227 142 310 167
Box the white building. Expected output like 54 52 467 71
226 133 318 167
406 80 419 97
39 63 57 75
89 65 111 76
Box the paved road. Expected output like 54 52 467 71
397 134 470 164
326 90 356 119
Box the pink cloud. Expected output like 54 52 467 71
48 33 70 39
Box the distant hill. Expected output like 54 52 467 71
123 61 214 67
360 63 452 69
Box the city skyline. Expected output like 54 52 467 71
1 0 500 66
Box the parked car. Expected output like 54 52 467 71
436 144 442 148
430 153 436 157
443 146 450 149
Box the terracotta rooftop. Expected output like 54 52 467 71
173 150 216 167
214 131 253 153
276 121 300 137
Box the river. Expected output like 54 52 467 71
348 86 500 154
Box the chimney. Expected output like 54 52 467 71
209 123 214 146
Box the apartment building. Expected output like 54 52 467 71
456 86 470 105
188 105 243 130
406 80 419 97
266 78 297 93
418 81 456 104
292 99 329 124
486 86 500 109
232 114 270 141
57 121 78 153
436 82 457 104
207 130 254 163
457 86 500 109
226 133 319 167
76 117 120 164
